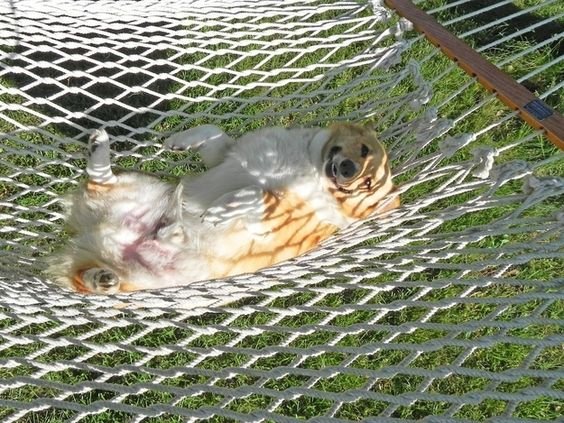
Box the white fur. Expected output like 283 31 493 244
177 127 348 227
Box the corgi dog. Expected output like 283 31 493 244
46 123 399 294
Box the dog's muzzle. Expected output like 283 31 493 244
338 159 356 179
325 158 358 195
325 158 358 181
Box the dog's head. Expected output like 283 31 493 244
322 123 399 219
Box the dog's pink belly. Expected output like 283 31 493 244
122 239 178 273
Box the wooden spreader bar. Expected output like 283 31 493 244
384 0 564 150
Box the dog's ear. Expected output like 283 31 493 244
309 128 332 168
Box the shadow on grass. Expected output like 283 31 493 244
445 0 564 92
3 0 180 141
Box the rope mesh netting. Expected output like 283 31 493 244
0 0 562 421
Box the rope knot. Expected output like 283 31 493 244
490 160 532 184
390 18 414 39
408 60 433 109
522 175 564 197
440 133 477 157
415 108 453 143
369 0 392 21
471 147 499 179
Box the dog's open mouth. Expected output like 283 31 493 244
325 160 353 194
325 160 337 179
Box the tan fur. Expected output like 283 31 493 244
203 190 339 279
86 181 113 193
323 123 397 219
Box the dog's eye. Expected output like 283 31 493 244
361 144 370 158
329 146 342 157
364 178 372 190
328 146 342 160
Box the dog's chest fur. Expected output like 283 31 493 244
204 189 339 278
188 127 352 278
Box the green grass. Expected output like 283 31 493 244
1 0 563 421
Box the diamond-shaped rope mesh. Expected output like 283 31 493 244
0 0 562 422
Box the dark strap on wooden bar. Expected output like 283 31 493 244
384 0 564 150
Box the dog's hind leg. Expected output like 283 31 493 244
79 267 121 294
165 124 234 168
86 129 117 185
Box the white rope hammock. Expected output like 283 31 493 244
1 0 562 421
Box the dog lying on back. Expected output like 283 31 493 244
46 123 399 293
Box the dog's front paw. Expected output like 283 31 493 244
165 132 204 152
164 124 226 151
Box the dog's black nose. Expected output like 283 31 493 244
339 159 356 179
